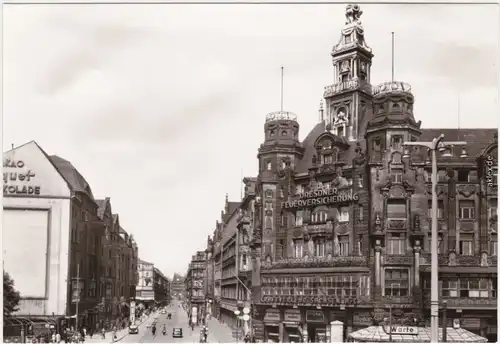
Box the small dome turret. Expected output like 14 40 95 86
263 111 300 145
368 81 420 129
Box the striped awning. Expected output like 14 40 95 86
349 326 487 343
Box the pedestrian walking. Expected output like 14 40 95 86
55 333 61 343
101 328 106 339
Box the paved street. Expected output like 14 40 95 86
85 301 234 343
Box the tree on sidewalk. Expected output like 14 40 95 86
4 271 21 317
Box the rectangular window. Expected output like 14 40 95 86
387 232 406 255
459 200 475 219
295 210 303 226
347 178 353 186
265 202 273 211
339 235 349 256
391 169 403 183
384 269 409 296
457 170 470 182
337 126 344 137
424 169 432 183
392 136 403 150
459 234 474 256
460 278 489 298
338 206 350 222
358 174 364 188
292 239 303 258
359 206 364 222
387 200 407 219
324 155 333 164
427 200 444 218
489 199 498 219
490 234 497 256
440 279 458 297
438 169 448 182
314 238 325 257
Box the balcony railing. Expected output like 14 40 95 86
323 79 372 97
261 256 367 270
419 253 497 267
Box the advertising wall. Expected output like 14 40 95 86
3 141 71 316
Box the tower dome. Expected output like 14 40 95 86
368 81 421 130
263 110 300 145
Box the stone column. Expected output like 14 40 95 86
375 240 382 287
414 241 422 287
278 322 284 343
302 323 309 343
330 321 343 343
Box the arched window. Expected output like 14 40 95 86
265 190 274 199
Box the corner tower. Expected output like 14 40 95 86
324 4 374 142
256 111 304 263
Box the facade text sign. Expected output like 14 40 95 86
3 159 41 196
282 187 358 209
390 326 418 335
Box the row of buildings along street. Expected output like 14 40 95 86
3 140 174 342
184 4 498 343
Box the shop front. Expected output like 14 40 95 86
305 310 328 343
263 309 281 343
283 309 303 343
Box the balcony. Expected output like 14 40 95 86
323 79 372 98
419 253 497 267
261 256 367 270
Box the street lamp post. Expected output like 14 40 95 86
403 134 467 343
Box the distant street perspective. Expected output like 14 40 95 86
2 2 498 344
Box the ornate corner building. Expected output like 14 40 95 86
248 4 498 343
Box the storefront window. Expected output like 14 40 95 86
440 279 458 297
460 278 490 298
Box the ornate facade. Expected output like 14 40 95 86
185 251 207 324
249 4 498 343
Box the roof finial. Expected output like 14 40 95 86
319 99 324 122
345 4 363 25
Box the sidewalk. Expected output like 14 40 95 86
206 318 236 343
85 313 157 343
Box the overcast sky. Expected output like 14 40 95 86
3 3 498 278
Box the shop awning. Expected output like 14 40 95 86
349 326 487 343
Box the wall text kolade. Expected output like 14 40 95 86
281 187 359 209
3 159 41 195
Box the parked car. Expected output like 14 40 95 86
128 325 139 334
172 328 183 338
